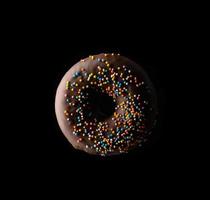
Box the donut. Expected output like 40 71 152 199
55 53 157 156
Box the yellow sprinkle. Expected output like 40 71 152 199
87 73 93 81
111 73 115 78
65 81 69 89
89 55 94 60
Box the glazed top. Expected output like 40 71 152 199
62 53 157 156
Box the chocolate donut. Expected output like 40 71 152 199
55 53 157 156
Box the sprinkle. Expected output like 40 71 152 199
77 138 82 143
89 55 94 60
87 73 93 81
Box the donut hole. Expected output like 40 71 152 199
82 87 116 122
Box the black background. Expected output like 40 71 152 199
21 32 187 177
4 4 201 196
27 39 170 161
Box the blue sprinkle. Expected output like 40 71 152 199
73 71 81 78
